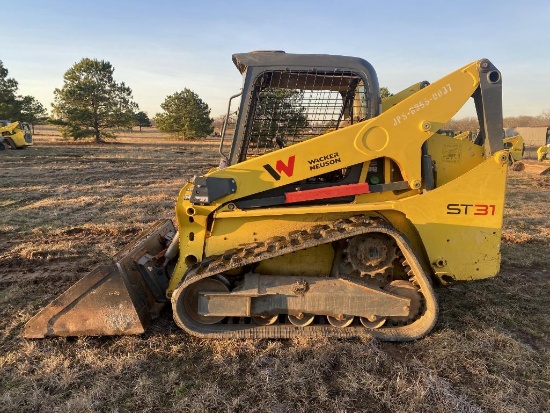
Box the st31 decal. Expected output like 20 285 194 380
446 203 496 216
263 155 296 181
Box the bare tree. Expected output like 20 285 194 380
503 115 546 128
445 117 479 132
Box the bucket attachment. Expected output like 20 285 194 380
24 219 176 338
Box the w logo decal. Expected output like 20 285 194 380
263 155 296 181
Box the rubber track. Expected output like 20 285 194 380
171 216 438 341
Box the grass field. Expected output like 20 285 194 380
1 127 549 412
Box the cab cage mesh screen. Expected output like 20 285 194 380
243 70 370 159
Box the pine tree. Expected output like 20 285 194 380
52 58 138 142
155 89 213 140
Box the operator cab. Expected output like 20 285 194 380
220 51 380 165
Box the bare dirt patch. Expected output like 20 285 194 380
1 132 548 412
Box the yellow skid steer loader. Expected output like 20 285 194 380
0 120 33 150
25 52 510 341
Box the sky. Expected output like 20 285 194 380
2 0 549 120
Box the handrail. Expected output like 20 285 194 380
219 90 243 163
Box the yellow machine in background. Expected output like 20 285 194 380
0 120 33 150
453 130 474 141
453 130 523 162
25 52 510 342
536 145 548 162
503 135 524 162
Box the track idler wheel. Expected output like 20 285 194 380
182 278 229 324
327 315 354 328
360 315 387 329
252 315 278 326
288 313 315 327
384 280 422 323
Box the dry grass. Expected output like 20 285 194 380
0 129 548 412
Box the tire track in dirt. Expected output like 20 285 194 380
0 225 143 286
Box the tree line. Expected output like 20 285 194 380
1 58 212 142
446 113 550 132
2 57 549 143
0 61 48 131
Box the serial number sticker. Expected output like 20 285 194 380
392 83 453 126
442 143 461 163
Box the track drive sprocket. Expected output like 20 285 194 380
342 233 398 281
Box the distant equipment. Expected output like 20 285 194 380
0 120 33 150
